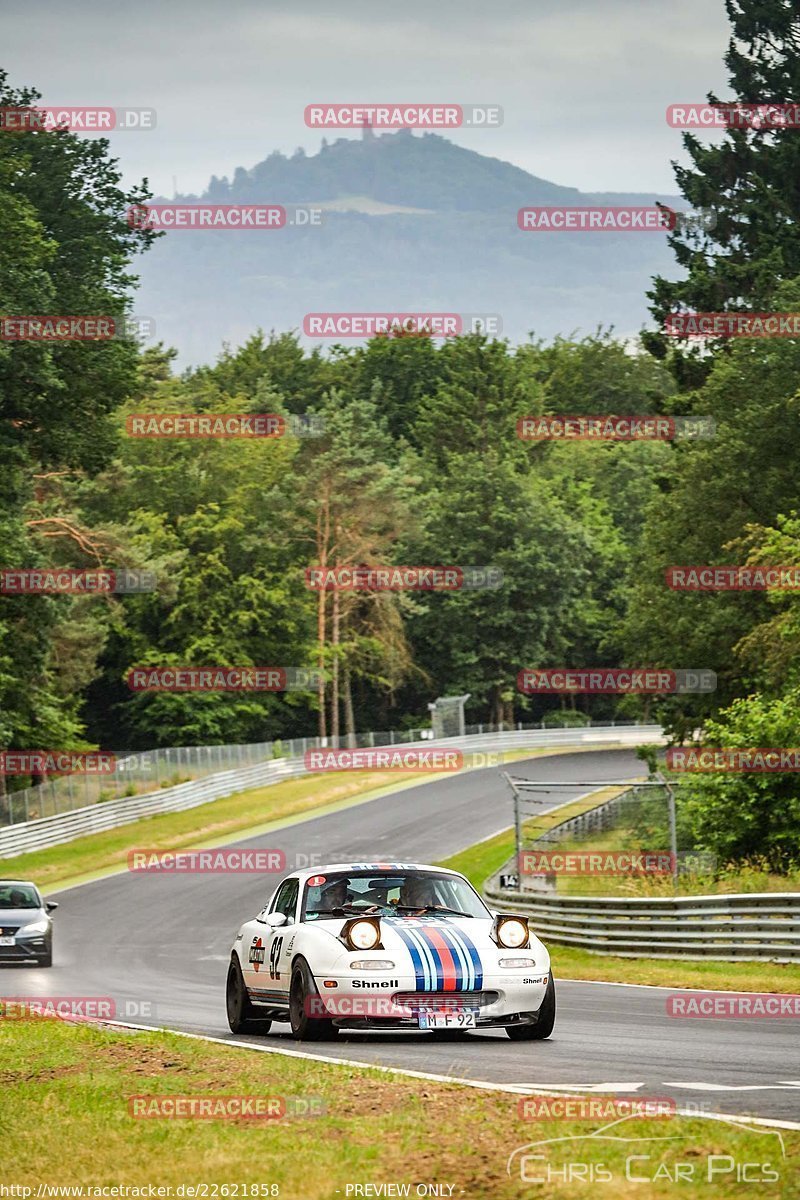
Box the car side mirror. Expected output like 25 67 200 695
45 901 59 913
264 911 287 928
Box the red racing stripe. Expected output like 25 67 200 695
424 925 459 991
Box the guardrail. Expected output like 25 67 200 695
485 787 800 962
484 885 800 962
0 718 650 827
0 723 662 860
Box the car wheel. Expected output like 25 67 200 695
289 958 338 1041
226 957 271 1035
37 947 53 968
506 972 556 1041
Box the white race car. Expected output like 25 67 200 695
226 862 555 1041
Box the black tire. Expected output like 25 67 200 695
506 972 556 1041
289 958 338 1041
226 957 272 1035
37 947 52 968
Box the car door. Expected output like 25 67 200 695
244 877 299 1003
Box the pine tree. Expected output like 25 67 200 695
645 2 800 383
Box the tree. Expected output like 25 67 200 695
0 70 158 470
621 280 800 731
0 70 157 773
646 2 800 380
676 689 800 870
288 385 421 739
403 336 620 725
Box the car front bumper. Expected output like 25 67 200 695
313 971 550 1028
0 936 50 962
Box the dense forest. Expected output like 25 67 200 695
2 2 800 869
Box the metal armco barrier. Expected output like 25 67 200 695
0 724 662 859
484 885 800 963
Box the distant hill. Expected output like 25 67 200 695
135 130 685 365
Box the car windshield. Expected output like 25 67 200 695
301 870 489 921
0 883 40 910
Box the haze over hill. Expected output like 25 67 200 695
135 130 685 365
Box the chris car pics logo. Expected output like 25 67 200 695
507 1113 785 1185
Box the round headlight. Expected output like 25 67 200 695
348 920 380 950
497 918 528 949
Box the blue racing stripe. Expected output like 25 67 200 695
404 925 439 989
450 927 484 988
388 921 427 988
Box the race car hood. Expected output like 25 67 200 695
379 915 492 990
311 913 543 991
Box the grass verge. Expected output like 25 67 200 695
438 786 627 891
1 1018 796 1198
438 791 800 994
1 746 565 893
0 769 448 892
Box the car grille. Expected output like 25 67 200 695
0 926 20 936
393 990 499 1011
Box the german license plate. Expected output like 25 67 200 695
418 1010 477 1029
0 937 14 946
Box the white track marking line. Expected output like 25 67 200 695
99 1019 800 1131
664 1082 800 1092
532 1082 645 1092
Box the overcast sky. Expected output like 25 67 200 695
5 0 731 197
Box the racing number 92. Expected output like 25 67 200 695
269 935 283 980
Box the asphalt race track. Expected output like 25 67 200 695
3 748 799 1124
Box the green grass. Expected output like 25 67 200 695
547 943 800 992
439 790 800 995
0 768 455 893
0 744 586 894
550 826 800 898
438 786 627 891
1 1018 796 1198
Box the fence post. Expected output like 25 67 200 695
656 773 679 892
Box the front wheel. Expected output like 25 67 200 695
226 957 271 1035
506 972 556 1041
289 959 338 1041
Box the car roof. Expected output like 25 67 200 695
0 880 38 888
291 863 463 882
